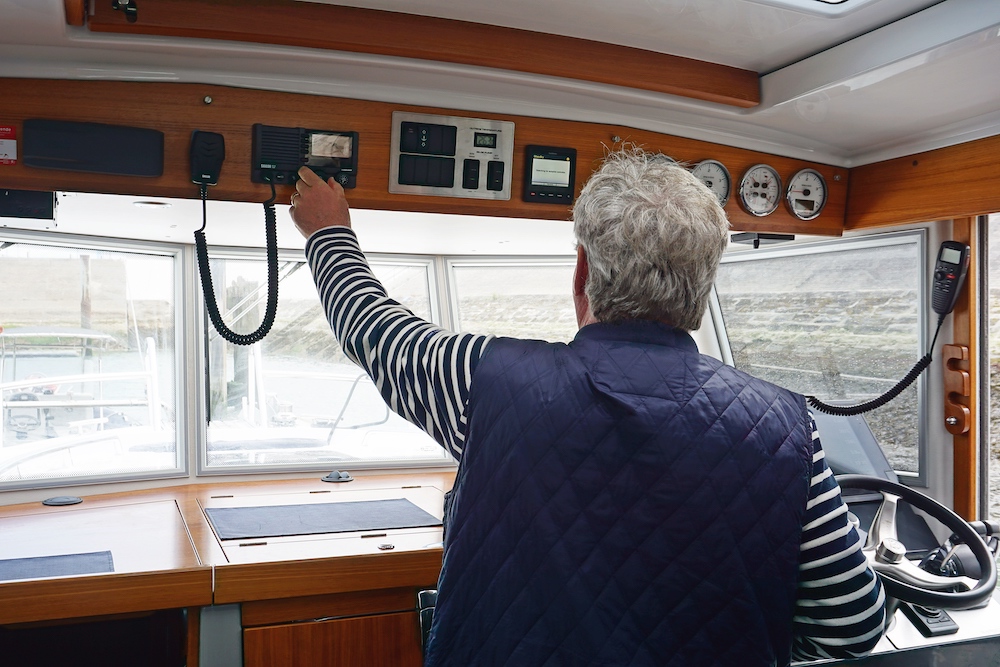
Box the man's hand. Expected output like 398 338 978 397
289 166 352 237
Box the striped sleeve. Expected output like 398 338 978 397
791 417 887 662
304 226 492 459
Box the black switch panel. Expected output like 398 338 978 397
390 112 514 200
463 159 481 190
900 602 959 637
400 122 458 156
486 161 505 191
399 154 456 188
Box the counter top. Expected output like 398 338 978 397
0 473 453 623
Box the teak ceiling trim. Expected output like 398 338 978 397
846 134 1000 229
84 0 759 109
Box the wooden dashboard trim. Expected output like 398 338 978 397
0 567 212 625
84 0 759 109
213 550 442 605
0 78 847 235
0 475 453 625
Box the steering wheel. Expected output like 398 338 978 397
6 391 41 432
837 474 997 610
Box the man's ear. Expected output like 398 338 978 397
573 246 596 327
573 246 588 297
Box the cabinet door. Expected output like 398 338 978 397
243 611 423 667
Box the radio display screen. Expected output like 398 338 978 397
940 247 962 265
310 132 353 159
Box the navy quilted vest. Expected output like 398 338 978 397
424 321 813 667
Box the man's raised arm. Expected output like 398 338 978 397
292 167 492 459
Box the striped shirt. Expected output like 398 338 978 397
306 226 886 662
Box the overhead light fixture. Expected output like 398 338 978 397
744 0 884 18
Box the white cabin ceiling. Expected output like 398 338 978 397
0 0 998 167
303 0 942 74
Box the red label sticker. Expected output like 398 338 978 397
0 125 17 165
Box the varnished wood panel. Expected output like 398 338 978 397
191 473 451 567
0 568 211 624
214 550 441 605
0 474 456 627
951 218 979 520
86 0 759 109
0 501 200 572
187 605 201 667
0 78 846 235
242 587 419 627
847 135 1000 229
243 611 424 667
63 0 86 26
0 499 211 623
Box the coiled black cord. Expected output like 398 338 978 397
194 180 279 346
806 314 946 416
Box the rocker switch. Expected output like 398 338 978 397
463 159 481 189
486 160 505 191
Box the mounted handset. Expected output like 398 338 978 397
932 240 970 317
190 130 225 186
191 130 279 346
808 240 970 417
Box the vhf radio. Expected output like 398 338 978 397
251 124 359 188
932 240 970 316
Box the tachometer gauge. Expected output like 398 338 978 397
738 164 781 216
785 168 827 220
691 159 731 207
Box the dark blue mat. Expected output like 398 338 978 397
0 551 114 582
205 498 441 540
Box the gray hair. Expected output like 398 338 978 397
572 147 730 331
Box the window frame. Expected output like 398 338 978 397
0 225 936 489
0 228 189 491
716 229 930 485
194 244 449 476
444 255 577 336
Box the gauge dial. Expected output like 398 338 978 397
785 168 827 220
691 159 731 207
738 164 781 217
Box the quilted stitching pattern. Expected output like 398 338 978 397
426 322 812 667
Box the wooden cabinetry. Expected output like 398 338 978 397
242 588 426 667
244 611 423 667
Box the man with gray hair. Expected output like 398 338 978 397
291 147 885 666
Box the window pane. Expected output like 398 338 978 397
0 241 178 484
205 256 449 469
715 237 922 474
451 263 576 341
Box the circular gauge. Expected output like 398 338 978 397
691 159 731 207
738 164 782 217
785 168 828 220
